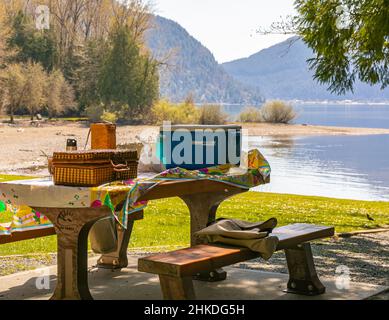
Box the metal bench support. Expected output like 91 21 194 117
284 243 326 296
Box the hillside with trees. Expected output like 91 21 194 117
145 15 264 105
222 37 389 101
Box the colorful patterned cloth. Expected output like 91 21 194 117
0 205 52 235
0 149 271 235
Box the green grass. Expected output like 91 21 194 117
1 175 388 256
0 174 34 183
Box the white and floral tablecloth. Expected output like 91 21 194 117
0 149 271 235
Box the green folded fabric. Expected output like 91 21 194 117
195 218 279 260
196 218 277 240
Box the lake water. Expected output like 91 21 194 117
293 104 389 129
227 103 389 201
248 135 389 201
224 103 389 129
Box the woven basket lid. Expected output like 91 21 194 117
53 150 114 161
53 149 141 162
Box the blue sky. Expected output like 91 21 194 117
153 0 296 63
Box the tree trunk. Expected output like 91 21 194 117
10 107 14 124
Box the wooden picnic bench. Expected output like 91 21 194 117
138 223 335 299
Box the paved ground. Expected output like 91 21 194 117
0 232 388 299
0 257 386 300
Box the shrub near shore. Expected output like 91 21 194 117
239 107 263 123
261 100 296 124
150 99 295 125
239 101 296 124
150 100 227 125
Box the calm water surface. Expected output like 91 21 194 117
230 104 389 201
293 104 389 129
247 135 389 201
224 103 389 129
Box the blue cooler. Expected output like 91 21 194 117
158 125 242 170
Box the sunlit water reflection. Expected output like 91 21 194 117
247 135 389 201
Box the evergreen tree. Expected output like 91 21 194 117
99 26 140 108
99 25 159 122
135 54 160 118
77 39 110 110
7 11 57 71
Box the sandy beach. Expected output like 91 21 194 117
1 121 389 176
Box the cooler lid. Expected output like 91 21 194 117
160 124 242 131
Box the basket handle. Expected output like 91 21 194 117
111 160 130 172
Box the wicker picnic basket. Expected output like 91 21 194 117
51 149 140 187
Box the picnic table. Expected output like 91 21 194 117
0 178 248 300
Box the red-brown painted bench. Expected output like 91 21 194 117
138 223 335 300
0 227 56 245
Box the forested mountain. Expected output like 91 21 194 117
145 16 264 104
222 36 389 101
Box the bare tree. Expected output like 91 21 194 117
256 15 298 36
2 0 156 66
256 15 299 56
0 64 27 123
46 69 75 118
22 61 47 120
0 2 8 65
111 0 153 43
0 0 26 65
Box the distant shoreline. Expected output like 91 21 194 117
289 100 389 106
218 101 389 107
239 123 389 136
180 100 389 108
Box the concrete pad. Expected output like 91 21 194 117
0 257 386 300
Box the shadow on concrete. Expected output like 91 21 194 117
238 234 389 287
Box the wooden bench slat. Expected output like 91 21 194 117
0 227 56 244
138 224 335 277
139 244 257 277
272 224 335 250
